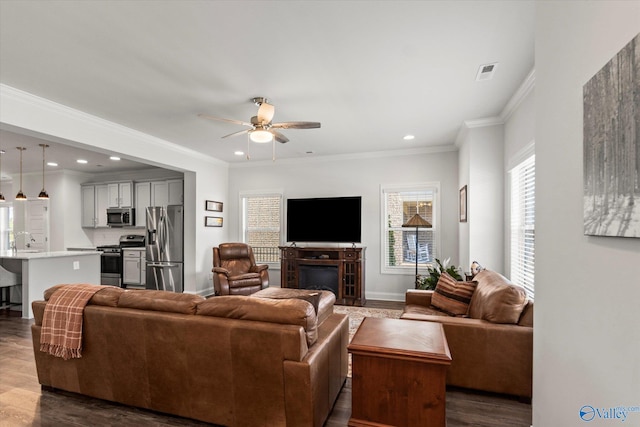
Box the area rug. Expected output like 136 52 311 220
333 305 403 340
332 305 403 377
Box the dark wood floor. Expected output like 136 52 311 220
0 306 531 426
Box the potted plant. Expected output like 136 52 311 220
417 258 462 290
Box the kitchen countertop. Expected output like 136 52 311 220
0 250 101 260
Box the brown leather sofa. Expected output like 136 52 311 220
401 269 533 399
31 286 348 427
213 242 269 295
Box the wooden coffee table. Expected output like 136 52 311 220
348 317 451 427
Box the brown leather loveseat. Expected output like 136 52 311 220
402 269 533 399
31 286 348 427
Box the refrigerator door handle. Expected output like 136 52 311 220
159 214 166 255
148 229 156 245
148 263 180 268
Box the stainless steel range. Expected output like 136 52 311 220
97 235 145 287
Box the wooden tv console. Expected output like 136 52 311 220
279 246 365 306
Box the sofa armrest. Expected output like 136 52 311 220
213 267 230 276
406 315 532 398
405 289 433 307
251 264 269 273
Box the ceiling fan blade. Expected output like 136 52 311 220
272 131 289 143
198 114 252 127
271 121 321 129
257 102 275 124
221 129 249 139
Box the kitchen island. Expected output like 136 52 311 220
0 250 101 319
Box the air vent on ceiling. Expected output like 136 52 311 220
476 62 498 81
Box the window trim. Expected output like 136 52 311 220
380 182 441 275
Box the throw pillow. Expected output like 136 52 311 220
467 269 528 324
431 272 477 316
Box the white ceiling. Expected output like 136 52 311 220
0 0 535 175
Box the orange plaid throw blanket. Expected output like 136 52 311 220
40 284 108 360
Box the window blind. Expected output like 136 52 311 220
242 194 282 263
510 155 535 299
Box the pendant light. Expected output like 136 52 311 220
15 147 27 201
38 144 49 199
0 149 5 202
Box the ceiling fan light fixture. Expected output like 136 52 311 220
250 129 273 143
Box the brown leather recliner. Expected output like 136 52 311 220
213 243 269 295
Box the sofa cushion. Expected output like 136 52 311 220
118 290 204 314
44 284 125 307
250 288 335 325
403 303 448 317
468 270 528 324
197 296 318 346
431 272 477 316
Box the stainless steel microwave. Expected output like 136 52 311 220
106 208 135 227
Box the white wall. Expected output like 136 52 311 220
228 148 459 301
0 85 229 296
535 3 640 426
503 81 535 279
457 127 471 270
457 123 505 273
504 83 535 170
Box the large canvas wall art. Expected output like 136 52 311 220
583 33 640 238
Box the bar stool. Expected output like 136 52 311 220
0 265 21 312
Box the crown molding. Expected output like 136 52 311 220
499 68 535 122
0 84 228 168
454 68 535 147
229 145 458 169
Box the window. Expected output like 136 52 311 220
382 184 439 273
509 154 535 299
240 193 282 264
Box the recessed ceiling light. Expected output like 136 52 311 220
47 162 58 167
234 151 244 156
110 156 121 161
76 159 88 164
403 135 415 140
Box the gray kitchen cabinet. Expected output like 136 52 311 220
108 182 133 208
151 181 168 207
123 249 145 288
134 182 151 227
167 179 184 205
81 184 109 228
151 179 183 207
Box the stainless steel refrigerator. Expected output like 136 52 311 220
146 205 183 292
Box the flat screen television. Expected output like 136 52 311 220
286 196 362 243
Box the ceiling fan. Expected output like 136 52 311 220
199 97 321 145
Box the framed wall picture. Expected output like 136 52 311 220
205 200 223 212
583 33 639 238
205 216 223 227
459 185 468 223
